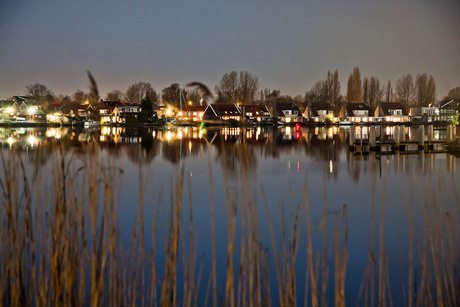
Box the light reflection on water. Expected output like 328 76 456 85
1 125 459 304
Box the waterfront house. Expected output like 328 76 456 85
77 103 93 118
239 104 271 122
437 99 459 123
13 96 39 111
99 101 125 124
409 106 439 122
153 104 167 119
202 104 242 121
273 102 302 123
46 101 66 113
177 105 207 122
119 103 141 114
305 102 336 122
375 102 409 122
18 109 47 123
340 103 373 123
0 100 20 121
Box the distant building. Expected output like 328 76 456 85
375 102 409 122
0 100 19 121
119 103 141 114
340 103 372 123
203 104 242 121
18 109 47 123
409 106 438 122
177 105 207 122
273 102 302 123
305 102 336 122
239 104 271 122
437 99 459 123
99 101 125 124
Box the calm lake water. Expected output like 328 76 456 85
1 125 459 305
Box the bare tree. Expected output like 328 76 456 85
446 87 460 100
238 71 259 104
161 83 187 108
125 81 158 104
305 80 328 105
363 77 369 104
346 67 362 103
186 89 202 105
427 75 436 106
325 69 340 106
396 74 415 107
25 82 52 103
215 71 239 104
368 76 382 112
384 80 393 102
415 73 436 106
73 89 88 104
57 94 72 102
105 90 124 101
261 88 281 110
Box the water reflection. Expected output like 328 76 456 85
1 125 458 174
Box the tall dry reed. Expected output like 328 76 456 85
0 143 458 306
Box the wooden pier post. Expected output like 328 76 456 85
394 125 400 149
369 126 376 149
420 125 425 148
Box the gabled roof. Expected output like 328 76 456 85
308 102 334 117
379 102 408 116
59 102 79 114
77 104 91 110
274 102 300 116
240 104 270 116
46 101 66 112
0 100 17 108
206 104 242 117
439 99 460 109
345 103 371 116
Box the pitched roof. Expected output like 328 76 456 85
207 104 242 117
240 104 270 116
46 101 66 112
308 102 334 117
345 103 371 116
274 102 300 116
379 102 408 116
439 99 460 109
0 100 16 108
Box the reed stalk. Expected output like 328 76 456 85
0 139 458 306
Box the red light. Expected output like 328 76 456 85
295 124 301 131
296 132 301 139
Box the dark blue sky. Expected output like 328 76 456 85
1 0 459 100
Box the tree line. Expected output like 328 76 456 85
11 68 460 113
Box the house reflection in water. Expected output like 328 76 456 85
0 125 458 175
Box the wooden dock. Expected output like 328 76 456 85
349 125 458 155
350 138 456 154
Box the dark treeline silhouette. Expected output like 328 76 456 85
6 68 456 115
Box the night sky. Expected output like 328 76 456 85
1 0 459 100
